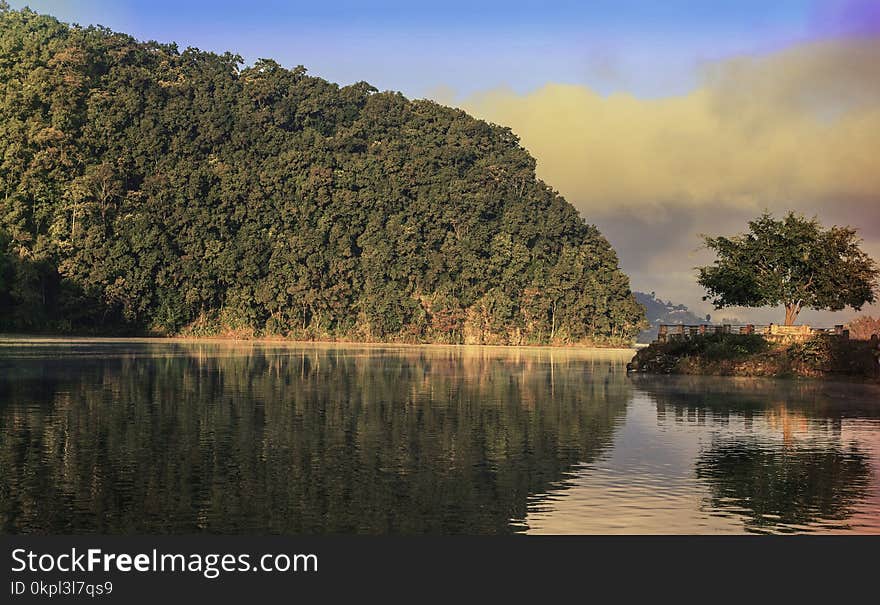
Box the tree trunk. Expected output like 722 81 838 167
784 303 800 326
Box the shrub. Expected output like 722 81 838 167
786 336 833 366
847 316 880 340
662 333 770 360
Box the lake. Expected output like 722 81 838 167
1 338 878 534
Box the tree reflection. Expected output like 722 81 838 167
631 374 880 423
0 344 632 534
695 438 871 532
631 375 876 532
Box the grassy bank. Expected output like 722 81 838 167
628 333 880 381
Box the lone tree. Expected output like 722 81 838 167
697 212 879 326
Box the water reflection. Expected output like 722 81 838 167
2 340 879 534
645 377 878 533
0 340 632 534
696 437 870 533
526 376 880 534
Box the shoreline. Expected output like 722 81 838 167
628 368 880 385
628 333 880 384
0 333 638 353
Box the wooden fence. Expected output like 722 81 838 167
656 323 849 343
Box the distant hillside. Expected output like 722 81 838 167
634 291 707 343
0 7 645 344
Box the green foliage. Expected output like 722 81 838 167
0 8 645 342
785 335 877 376
632 332 878 379
697 212 879 325
786 335 834 366
658 333 770 361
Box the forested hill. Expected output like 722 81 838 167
634 291 709 343
0 6 645 344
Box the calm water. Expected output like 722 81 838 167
1 338 878 534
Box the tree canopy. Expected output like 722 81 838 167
0 7 645 343
697 212 878 325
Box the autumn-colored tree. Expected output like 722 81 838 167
847 316 880 340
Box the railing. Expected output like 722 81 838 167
656 323 850 343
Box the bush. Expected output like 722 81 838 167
848 316 880 340
786 336 832 365
661 333 770 360
787 335 877 376
630 331 878 379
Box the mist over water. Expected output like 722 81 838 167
1 339 878 534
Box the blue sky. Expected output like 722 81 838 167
10 1 870 98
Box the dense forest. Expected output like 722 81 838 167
0 6 645 344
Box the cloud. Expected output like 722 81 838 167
455 37 880 322
463 38 880 214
